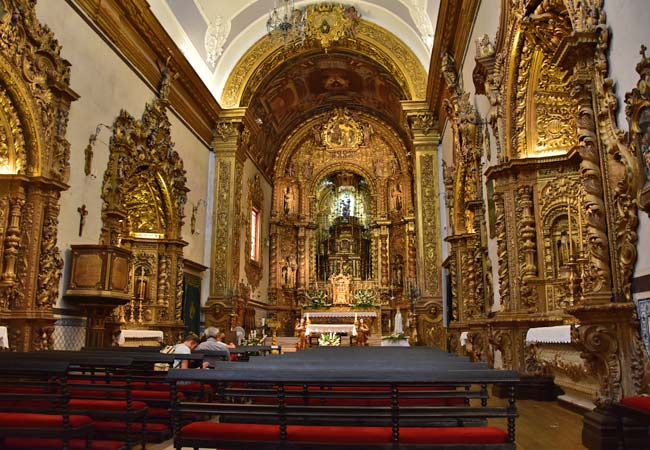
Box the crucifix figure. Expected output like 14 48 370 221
77 204 88 237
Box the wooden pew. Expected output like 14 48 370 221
166 348 519 449
0 360 102 450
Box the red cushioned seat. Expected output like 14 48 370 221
399 426 508 444
94 421 168 432
0 413 93 429
621 396 650 412
131 381 168 390
288 425 392 444
181 422 280 441
69 399 148 412
147 407 170 418
3 437 124 450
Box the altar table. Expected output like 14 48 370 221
305 324 357 336
117 329 164 346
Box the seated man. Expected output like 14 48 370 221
196 327 231 368
173 333 201 369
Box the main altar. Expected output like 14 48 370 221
301 270 382 337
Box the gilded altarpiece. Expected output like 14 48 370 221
270 109 420 335
0 1 78 350
100 79 188 344
474 0 649 412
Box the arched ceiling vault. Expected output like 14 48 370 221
227 17 426 178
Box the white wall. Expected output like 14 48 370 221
604 0 650 280
37 0 212 307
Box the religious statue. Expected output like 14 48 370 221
393 183 403 211
355 318 370 346
393 309 404 335
329 269 352 305
341 198 351 217
295 318 308 350
283 186 294 214
282 256 296 288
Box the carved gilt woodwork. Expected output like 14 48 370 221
100 70 188 343
441 52 492 331
470 0 649 405
0 0 78 350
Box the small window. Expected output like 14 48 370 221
250 208 260 261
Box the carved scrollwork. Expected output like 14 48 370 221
571 324 621 406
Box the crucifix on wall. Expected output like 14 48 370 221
77 204 88 237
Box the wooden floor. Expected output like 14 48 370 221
149 399 587 450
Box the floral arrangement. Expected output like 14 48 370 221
240 332 266 346
381 332 407 342
304 290 331 309
350 289 377 309
318 332 341 346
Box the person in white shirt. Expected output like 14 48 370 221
173 334 201 369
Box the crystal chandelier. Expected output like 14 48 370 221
266 0 305 45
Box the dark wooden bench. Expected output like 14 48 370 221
0 360 100 450
613 396 650 450
167 347 518 449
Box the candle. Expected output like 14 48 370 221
567 203 573 261
577 204 583 254
354 313 358 322
262 318 266 327
306 313 309 321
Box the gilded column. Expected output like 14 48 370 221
517 186 537 279
494 192 510 312
208 111 247 299
403 102 441 301
2 195 25 281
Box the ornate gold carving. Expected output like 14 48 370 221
626 46 650 217
36 204 63 309
322 108 363 150
408 112 435 137
222 19 426 108
516 186 537 279
0 87 26 174
212 159 232 292
420 154 438 296
303 3 360 51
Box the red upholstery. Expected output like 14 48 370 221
621 396 650 413
69 399 147 412
3 437 124 450
181 422 280 441
0 413 93 429
94 421 168 432
288 425 392 443
147 407 170 418
399 427 508 444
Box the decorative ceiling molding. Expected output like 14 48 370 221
426 0 480 131
73 0 221 146
221 18 427 108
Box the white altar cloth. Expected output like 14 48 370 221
525 325 572 344
306 324 357 336
304 311 377 318
380 338 409 347
0 326 8 348
118 329 164 345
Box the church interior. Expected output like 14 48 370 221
0 0 650 449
